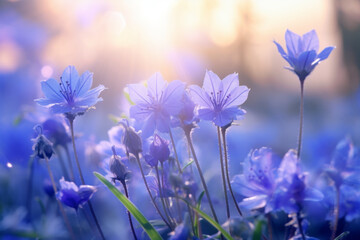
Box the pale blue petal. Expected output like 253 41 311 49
155 111 171 133
79 84 106 100
221 73 238 100
197 108 215 121
162 80 185 115
232 175 264 197
222 85 250 108
35 97 62 106
49 103 75 114
40 78 63 100
76 71 93 97
273 41 295 67
203 70 222 95
141 114 156 138
147 72 167 101
129 104 153 120
128 83 151 105
285 29 301 57
59 178 78 191
304 188 323 201
239 195 267 210
61 65 80 92
301 30 319 52
294 50 317 74
317 46 335 61
278 149 299 181
78 185 96 205
213 107 241 126
188 85 212 108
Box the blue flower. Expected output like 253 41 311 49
35 65 105 119
274 29 335 81
42 118 71 148
232 147 277 213
171 92 198 129
189 70 249 127
128 72 185 137
56 177 96 211
32 125 54 159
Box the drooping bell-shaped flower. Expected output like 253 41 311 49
274 29 335 82
109 146 130 183
32 125 54 159
56 177 96 211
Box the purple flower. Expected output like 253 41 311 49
144 134 171 167
189 70 249 127
35 66 105 119
128 72 185 137
274 29 335 81
42 118 71 148
232 148 276 213
109 146 130 183
56 177 96 211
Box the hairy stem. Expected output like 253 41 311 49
169 128 182 173
134 153 173 229
69 119 106 240
296 212 306 240
155 166 174 226
221 127 243 216
217 127 230 218
184 130 219 223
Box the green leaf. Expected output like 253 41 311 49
181 195 233 240
94 172 163 240
193 191 205 237
252 220 264 240
124 89 135 105
182 159 194 172
334 231 350 240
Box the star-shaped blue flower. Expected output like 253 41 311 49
127 72 185 138
274 29 335 81
35 66 105 119
56 177 97 211
189 70 249 127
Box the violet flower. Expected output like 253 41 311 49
189 70 249 127
56 177 97 211
274 29 335 82
35 65 105 119
127 72 185 137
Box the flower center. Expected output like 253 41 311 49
59 77 76 105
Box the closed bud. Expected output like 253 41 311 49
150 134 170 163
120 120 142 157
110 146 129 183
32 125 54 159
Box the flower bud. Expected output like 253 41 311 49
150 134 170 163
110 146 129 183
120 121 142 157
32 125 54 159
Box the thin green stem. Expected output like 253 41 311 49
134 153 173 229
155 166 174 226
184 131 219 223
221 127 242 216
120 180 138 240
44 155 75 240
169 128 182 174
297 81 304 160
64 145 75 181
331 186 340 240
217 127 230 219
68 119 106 240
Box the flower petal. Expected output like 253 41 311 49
274 41 295 66
128 83 151 105
129 103 152 120
75 71 93 97
61 66 80 92
213 106 243 127
301 29 319 52
39 78 63 101
239 195 268 210
222 85 250 108
197 108 215 121
141 114 156 138
317 46 335 61
188 85 212 108
147 72 167 101
285 29 301 57
161 80 185 115
203 70 222 96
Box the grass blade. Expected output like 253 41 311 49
94 172 163 240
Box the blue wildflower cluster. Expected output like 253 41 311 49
5 24 360 240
